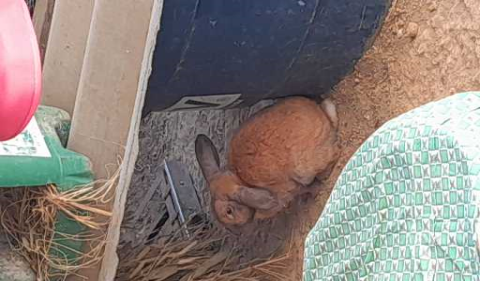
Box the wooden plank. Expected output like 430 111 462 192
32 0 55 63
99 0 166 279
32 0 48 37
41 0 94 115
66 0 164 280
68 0 157 179
102 1 166 278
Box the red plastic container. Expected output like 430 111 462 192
0 0 42 141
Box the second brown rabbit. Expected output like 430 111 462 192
195 96 339 231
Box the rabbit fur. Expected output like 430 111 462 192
195 96 339 230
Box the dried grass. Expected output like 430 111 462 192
0 173 117 281
116 223 291 281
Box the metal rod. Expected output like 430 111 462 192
163 159 190 237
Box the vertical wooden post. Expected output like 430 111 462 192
32 0 55 63
41 0 94 115
66 0 163 280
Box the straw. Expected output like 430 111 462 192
0 173 117 280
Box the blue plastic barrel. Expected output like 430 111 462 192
144 0 391 114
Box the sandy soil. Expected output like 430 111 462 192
288 0 480 279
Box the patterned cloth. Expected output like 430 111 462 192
304 92 480 280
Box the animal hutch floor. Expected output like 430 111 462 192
118 0 480 279
0 232 35 281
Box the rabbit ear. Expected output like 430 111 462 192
195 134 221 183
234 186 278 210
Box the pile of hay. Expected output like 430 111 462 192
116 223 291 281
0 172 292 280
0 176 116 280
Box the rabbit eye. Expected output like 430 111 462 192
226 207 234 216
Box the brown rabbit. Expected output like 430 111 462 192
195 97 339 230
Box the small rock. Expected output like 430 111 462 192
406 22 419 39
354 78 361 84
396 28 404 37
428 2 437 12
417 43 427 55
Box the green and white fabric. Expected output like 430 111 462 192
304 92 480 280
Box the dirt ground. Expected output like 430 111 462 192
288 0 480 279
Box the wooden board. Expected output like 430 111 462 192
41 0 94 115
32 0 55 63
100 0 166 279
67 0 163 280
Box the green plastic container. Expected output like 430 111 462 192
0 106 94 279
0 106 92 190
